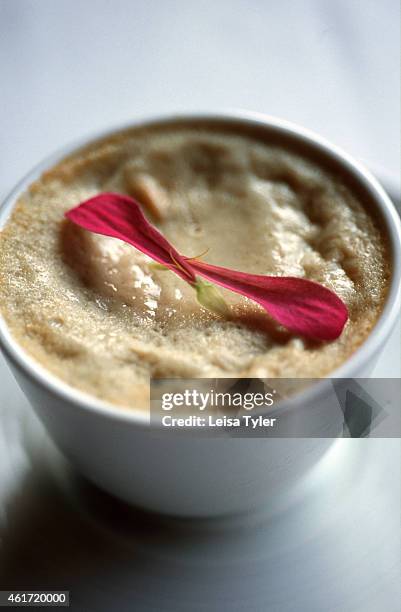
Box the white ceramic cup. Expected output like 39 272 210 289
1 112 400 517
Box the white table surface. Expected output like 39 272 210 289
0 1 400 610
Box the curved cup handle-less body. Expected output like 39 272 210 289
8 360 341 517
1 112 400 517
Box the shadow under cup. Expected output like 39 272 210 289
0 112 400 517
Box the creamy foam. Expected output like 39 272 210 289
0 123 390 409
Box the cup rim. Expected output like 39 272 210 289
0 109 400 426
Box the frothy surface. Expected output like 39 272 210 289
0 124 390 409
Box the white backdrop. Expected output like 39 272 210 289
0 0 399 197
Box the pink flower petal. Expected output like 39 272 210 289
65 193 196 283
190 259 348 341
65 193 349 341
